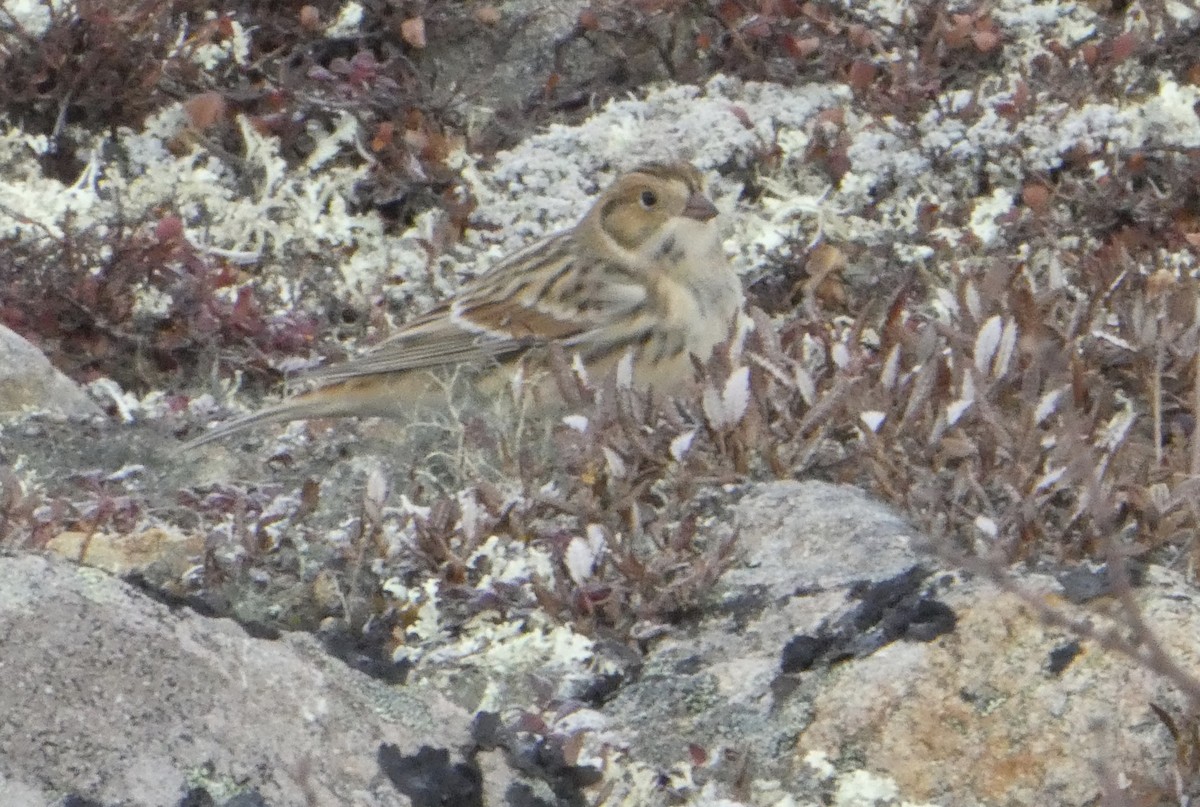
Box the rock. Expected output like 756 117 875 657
588 481 1186 805
45 526 205 580
725 480 922 596
0 325 101 420
0 552 503 807
426 0 591 114
3 481 1193 806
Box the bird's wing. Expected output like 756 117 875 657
301 231 631 385
298 310 523 385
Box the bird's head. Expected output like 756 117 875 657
582 162 720 256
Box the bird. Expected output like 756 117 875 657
182 161 744 449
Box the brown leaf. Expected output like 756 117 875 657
816 107 844 127
1146 268 1176 299
846 24 875 49
183 91 226 131
1021 183 1050 214
371 121 395 152
783 34 821 59
400 17 426 48
298 5 321 30
474 5 501 25
805 242 848 308
972 29 1001 53
942 15 972 48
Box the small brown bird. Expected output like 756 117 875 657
183 162 743 449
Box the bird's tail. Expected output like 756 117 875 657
179 374 441 451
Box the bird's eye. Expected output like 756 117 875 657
640 190 658 208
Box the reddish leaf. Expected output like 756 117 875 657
729 104 754 129
1110 31 1137 63
716 0 743 26
154 215 184 243
847 60 877 93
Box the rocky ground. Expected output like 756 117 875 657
3 0 1200 805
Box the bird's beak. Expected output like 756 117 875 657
682 192 719 222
